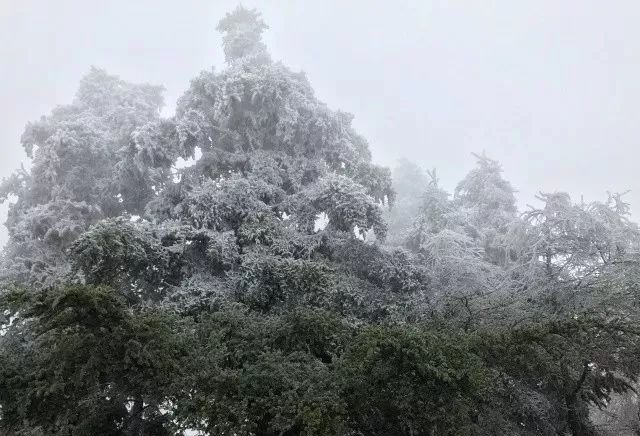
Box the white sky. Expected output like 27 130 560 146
2 0 640 247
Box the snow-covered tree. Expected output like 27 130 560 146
0 68 173 286
2 6 640 436
384 159 429 246
446 153 518 266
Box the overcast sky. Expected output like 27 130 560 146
2 0 640 247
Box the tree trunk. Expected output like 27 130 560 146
565 362 594 436
565 396 597 436
126 396 144 436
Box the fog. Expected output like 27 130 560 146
2 0 640 247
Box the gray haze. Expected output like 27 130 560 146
2 0 640 247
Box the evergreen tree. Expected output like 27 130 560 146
0 67 172 287
2 6 640 436
385 159 429 246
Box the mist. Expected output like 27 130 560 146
2 0 640 248
3 3 640 434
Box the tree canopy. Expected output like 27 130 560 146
2 6 640 436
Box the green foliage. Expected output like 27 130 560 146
471 316 640 435
173 308 490 436
0 285 188 435
175 308 348 435
233 252 334 312
339 325 486 436
69 218 182 301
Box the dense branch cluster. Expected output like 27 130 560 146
1 6 640 436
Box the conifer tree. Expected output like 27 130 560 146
2 6 640 436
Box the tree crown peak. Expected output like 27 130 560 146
216 5 270 64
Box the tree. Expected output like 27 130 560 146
2 5 640 436
120 5 399 318
176 308 350 436
474 315 640 436
401 166 506 330
454 153 519 266
0 68 173 287
339 325 487 436
385 159 429 246
516 191 640 318
0 285 188 435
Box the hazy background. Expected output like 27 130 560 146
2 0 639 247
